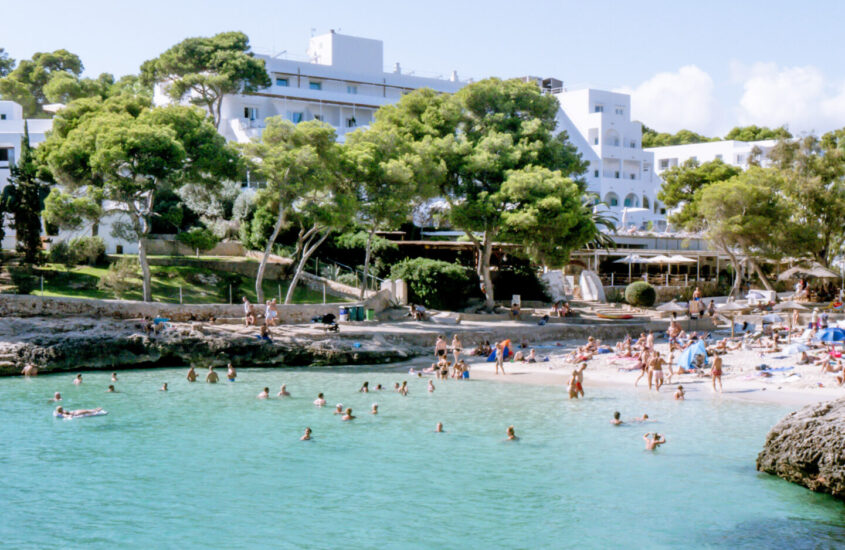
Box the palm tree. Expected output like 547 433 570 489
582 196 617 250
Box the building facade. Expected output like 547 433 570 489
551 88 666 231
647 139 778 175
155 31 465 147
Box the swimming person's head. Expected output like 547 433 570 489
317 393 324 398
614 411 621 420
55 406 63 414
436 422 443 432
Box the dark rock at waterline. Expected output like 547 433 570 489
756 398 845 501
0 318 412 375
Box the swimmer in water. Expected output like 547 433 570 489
314 393 326 407
611 411 623 425
371 403 378 414
399 381 408 396
342 408 355 421
435 422 444 433
206 366 219 383
506 425 518 441
227 363 237 382
674 386 685 400
333 404 344 415
359 381 369 393
375 384 384 391
277 384 290 397
106 385 116 393
186 367 197 382
73 374 83 385
632 413 650 422
644 432 666 450
55 406 103 418
393 382 400 392
257 387 269 399
50 392 62 402
160 383 168 391
301 427 312 441
428 380 435 393
111 372 118 382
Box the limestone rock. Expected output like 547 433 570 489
756 398 845 500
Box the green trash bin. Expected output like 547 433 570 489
352 305 364 321
365 308 375 321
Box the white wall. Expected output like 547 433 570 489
647 139 779 174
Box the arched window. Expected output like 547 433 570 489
642 196 650 209
604 192 619 207
624 193 639 207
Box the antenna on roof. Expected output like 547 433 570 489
272 50 287 59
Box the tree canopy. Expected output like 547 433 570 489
0 48 14 77
641 125 717 148
657 159 741 228
141 31 271 128
0 49 85 117
724 125 792 142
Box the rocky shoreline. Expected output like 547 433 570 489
757 398 845 501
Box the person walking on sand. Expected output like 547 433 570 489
711 356 723 393
434 335 447 361
644 432 666 450
451 335 462 365
495 341 506 375
186 367 197 382
649 352 666 392
206 366 219 384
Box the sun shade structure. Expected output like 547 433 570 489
814 327 845 342
656 300 688 312
778 264 841 280
667 255 696 263
717 302 747 338
773 301 809 312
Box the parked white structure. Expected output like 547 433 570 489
155 30 465 148
548 87 666 231
647 139 779 174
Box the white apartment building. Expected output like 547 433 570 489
155 31 465 146
647 139 779 175
551 88 666 231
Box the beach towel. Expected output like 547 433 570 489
675 341 708 369
486 347 511 362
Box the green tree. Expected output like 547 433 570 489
6 124 46 264
768 135 845 267
345 122 438 298
42 99 238 301
141 31 271 129
240 118 354 303
641 125 717 148
724 125 792 141
0 48 15 77
0 49 84 117
657 159 742 228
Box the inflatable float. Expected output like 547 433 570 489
487 339 512 362
596 312 633 320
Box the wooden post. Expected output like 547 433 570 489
278 284 281 303
323 282 326 304
179 286 183 304
229 284 232 304
696 257 700 282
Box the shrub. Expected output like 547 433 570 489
49 240 75 269
390 258 472 310
625 281 656 307
492 265 549 302
97 258 138 298
605 287 625 303
68 236 106 266
177 227 220 253
336 273 359 287
9 267 39 295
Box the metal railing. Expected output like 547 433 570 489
309 257 384 292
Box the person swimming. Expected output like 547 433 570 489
314 393 326 407
342 408 355 421
257 387 270 399
333 404 344 415
227 363 237 382
632 414 651 422
359 381 369 393
106 385 116 393
73 374 83 385
644 432 666 450
111 372 118 382
371 403 378 415
435 422 444 433
54 406 103 418
506 425 518 441
160 383 168 391
186 367 197 382
375 384 384 391
399 381 408 396
611 411 623 425
301 427 312 441
277 384 290 397
50 392 62 402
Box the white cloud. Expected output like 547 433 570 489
617 65 721 134
735 62 845 134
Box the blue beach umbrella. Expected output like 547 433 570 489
814 327 845 342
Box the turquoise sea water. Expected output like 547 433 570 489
1 368 842 549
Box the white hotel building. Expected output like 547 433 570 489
647 139 779 176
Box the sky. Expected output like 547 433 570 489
2 0 845 136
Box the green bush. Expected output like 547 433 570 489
177 227 220 252
625 281 656 307
49 240 75 268
97 258 138 298
390 258 472 310
605 287 625 303
68 236 106 265
336 273 359 287
9 267 39 295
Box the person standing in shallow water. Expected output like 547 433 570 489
227 363 237 382
186 367 197 382
506 426 518 441
206 366 219 384
301 427 312 441
644 432 666 450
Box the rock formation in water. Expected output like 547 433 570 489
756 398 845 500
0 318 412 376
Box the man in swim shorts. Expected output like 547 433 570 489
227 363 237 382
649 352 666 391
434 335 447 361
206 366 219 383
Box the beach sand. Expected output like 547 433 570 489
464 338 844 408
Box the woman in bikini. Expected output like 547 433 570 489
711 356 723 393
451 335 462 365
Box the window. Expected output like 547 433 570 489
605 192 619 207
347 85 357 94
629 173 636 180
594 104 604 113
615 106 624 115
116 245 124 254
593 137 599 145
0 148 9 162
659 159 669 170
290 112 303 123
243 107 258 120
276 77 289 87
309 81 322 90
715 154 723 160
0 114 6 120
629 140 636 148
614 171 620 179
593 170 599 178
624 193 639 207
690 156 698 162
346 117 357 128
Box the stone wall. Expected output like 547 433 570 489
0 290 392 323
143 237 246 257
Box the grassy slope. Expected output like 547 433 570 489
33 262 343 304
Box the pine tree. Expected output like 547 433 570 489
8 123 45 264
